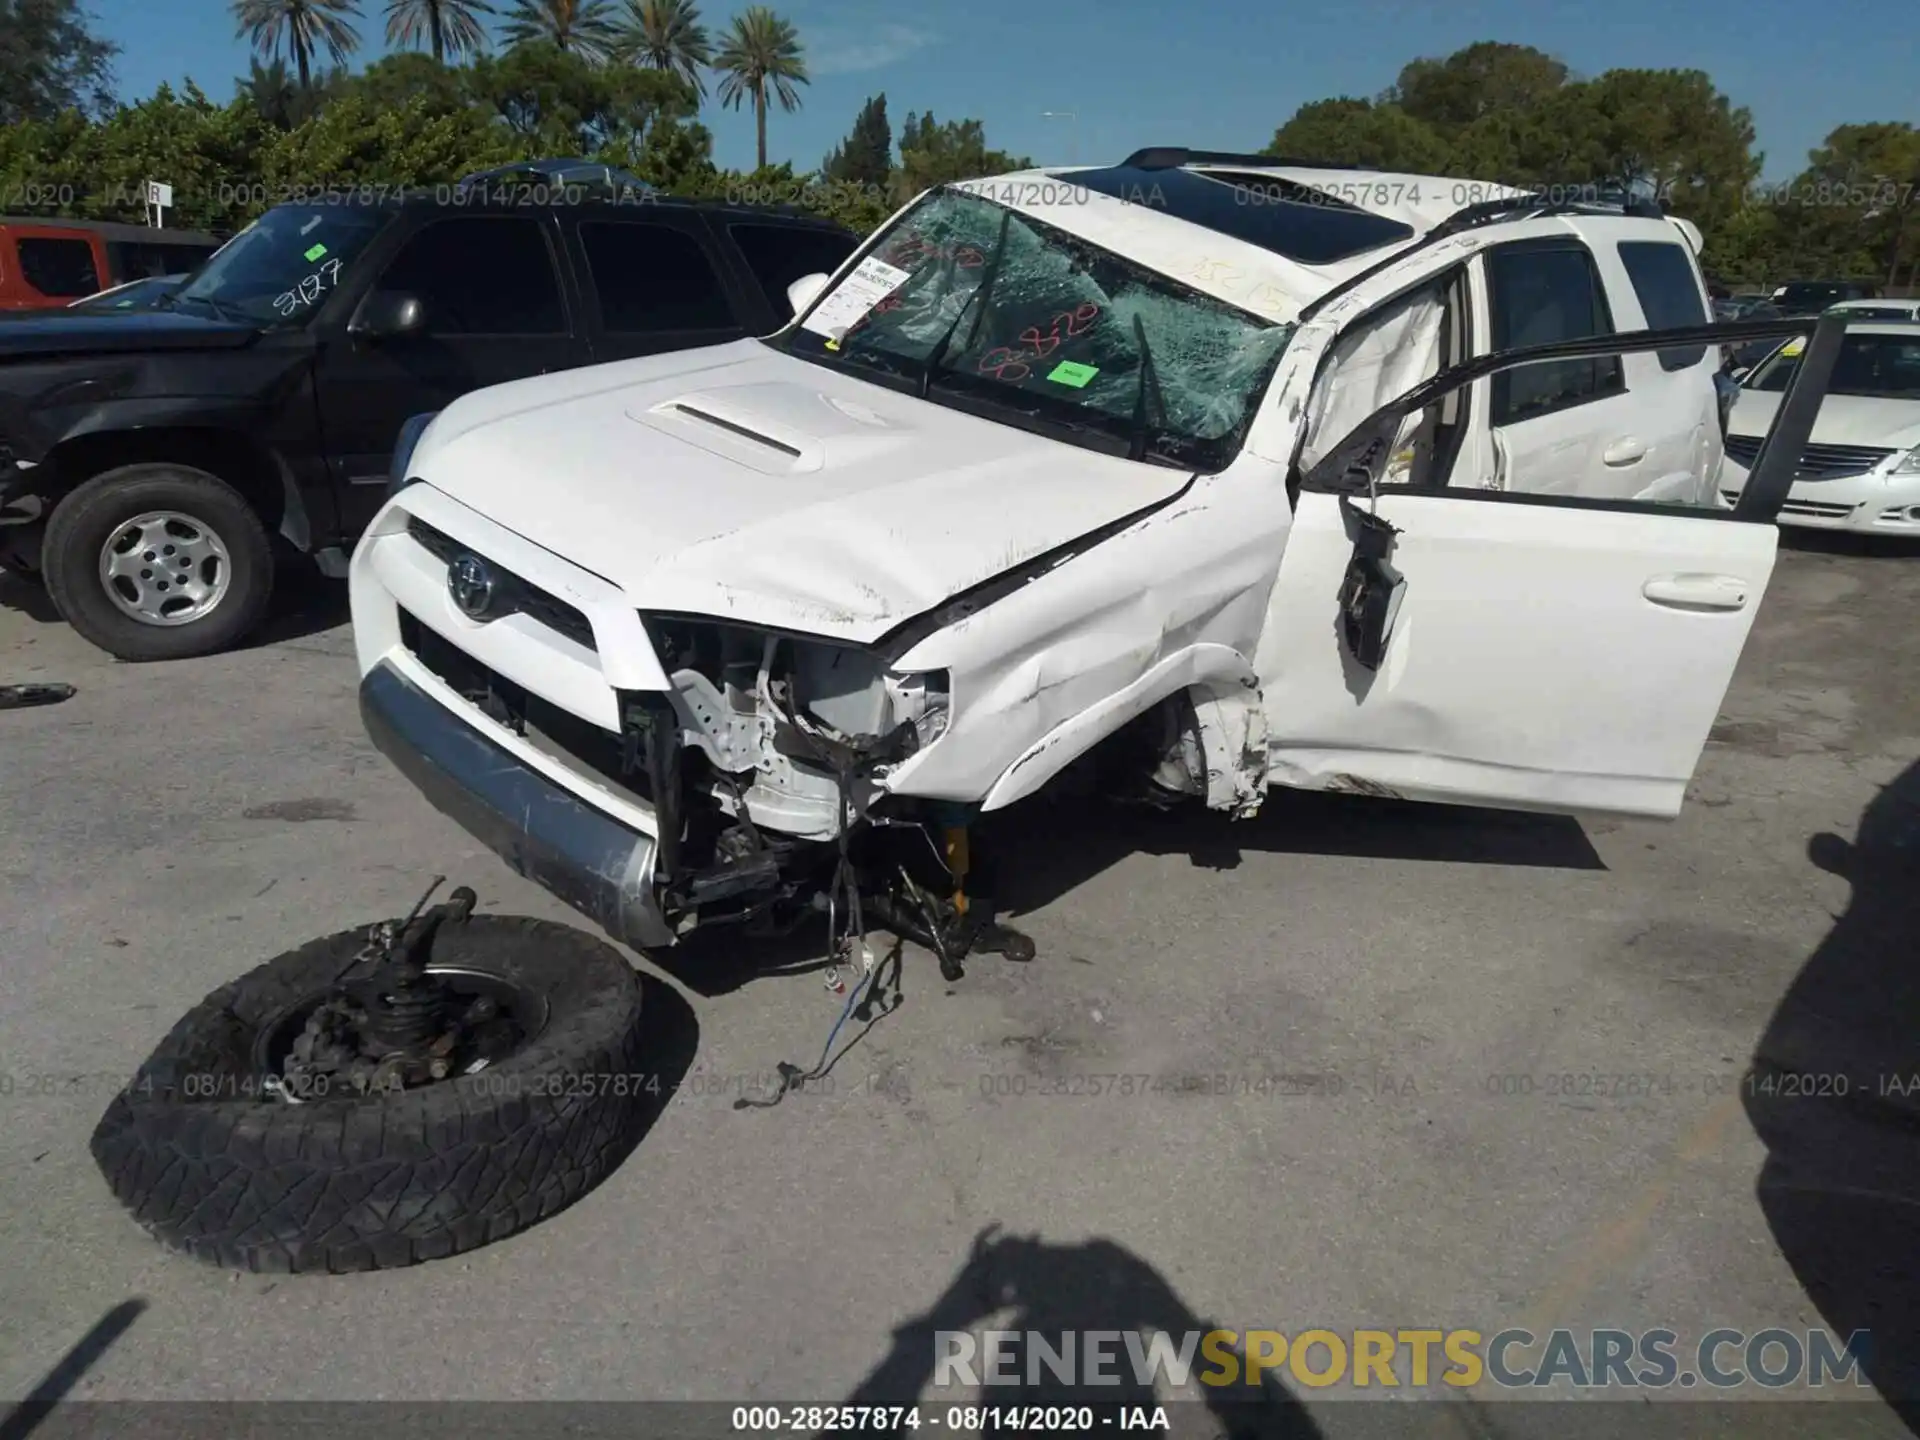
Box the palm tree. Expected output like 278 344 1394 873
231 0 363 90
499 0 619 58
617 0 710 98
714 6 807 170
384 0 495 61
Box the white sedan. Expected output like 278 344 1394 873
1721 320 1920 532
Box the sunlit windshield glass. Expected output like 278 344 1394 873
172 205 389 326
777 188 1292 470
1750 333 1920 399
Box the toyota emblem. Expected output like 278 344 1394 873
447 553 496 618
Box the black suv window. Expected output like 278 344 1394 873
579 221 736 332
1617 240 1708 370
1487 243 1623 424
728 223 858 313
17 237 100 297
379 217 565 335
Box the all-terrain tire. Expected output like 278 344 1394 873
44 463 274 662
90 916 648 1273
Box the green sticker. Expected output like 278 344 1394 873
304 242 328 262
1047 360 1099 388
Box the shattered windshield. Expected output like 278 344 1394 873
168 204 391 327
774 188 1293 470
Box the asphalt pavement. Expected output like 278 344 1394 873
1 535 1917 1438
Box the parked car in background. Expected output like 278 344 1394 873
1720 319 1920 531
0 218 219 311
1771 279 1882 315
66 274 188 313
0 183 860 661
1828 297 1920 322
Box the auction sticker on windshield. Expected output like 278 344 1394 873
801 256 913 340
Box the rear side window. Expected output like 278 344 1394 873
728 223 858 314
1617 240 1708 370
578 221 736 332
378 217 566 334
1486 244 1622 425
17 237 100 297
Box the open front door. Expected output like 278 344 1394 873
1255 489 1775 817
1254 312 1840 819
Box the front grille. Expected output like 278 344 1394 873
1780 499 1856 519
405 516 597 651
1723 435 1895 479
398 609 649 807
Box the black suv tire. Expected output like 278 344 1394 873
44 463 275 662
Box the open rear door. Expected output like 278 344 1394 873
1255 312 1840 819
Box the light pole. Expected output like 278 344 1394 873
1040 110 1079 164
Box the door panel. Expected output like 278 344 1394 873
1474 242 1647 500
316 214 584 538
1257 489 1777 818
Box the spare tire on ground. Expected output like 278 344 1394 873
91 915 649 1273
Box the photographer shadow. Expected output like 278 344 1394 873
829 1226 1323 1439
1745 757 1920 1430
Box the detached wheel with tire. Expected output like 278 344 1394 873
90 915 650 1273
43 463 274 661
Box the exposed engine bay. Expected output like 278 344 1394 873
621 616 1056 981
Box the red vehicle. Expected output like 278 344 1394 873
0 218 220 311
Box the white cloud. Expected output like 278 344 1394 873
809 23 938 76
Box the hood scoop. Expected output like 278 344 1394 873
630 381 915 476
667 403 804 458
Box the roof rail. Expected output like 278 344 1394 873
1297 189 1655 323
1119 147 1380 174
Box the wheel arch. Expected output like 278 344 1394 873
42 426 310 550
978 643 1262 813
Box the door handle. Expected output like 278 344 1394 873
1642 573 1750 611
1603 437 1647 466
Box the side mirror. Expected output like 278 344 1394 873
786 272 830 318
349 290 426 340
1731 366 1750 382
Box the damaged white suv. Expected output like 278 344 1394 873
350 150 1813 967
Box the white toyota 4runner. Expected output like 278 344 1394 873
349 150 1815 964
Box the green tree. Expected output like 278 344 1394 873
384 0 495 62
232 0 363 90
0 0 119 124
1266 98 1454 172
342 49 472 113
1579 68 1759 230
1389 42 1569 132
469 40 693 155
821 91 891 189
617 0 710 98
714 6 807 171
260 88 520 194
499 0 618 59
896 111 1027 194
1793 122 1920 286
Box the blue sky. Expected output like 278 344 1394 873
91 0 1909 181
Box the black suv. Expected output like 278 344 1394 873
1770 279 1882 316
0 187 859 660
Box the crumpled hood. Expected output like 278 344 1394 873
407 339 1193 641
1728 390 1920 453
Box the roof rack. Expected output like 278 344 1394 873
1119 147 1381 174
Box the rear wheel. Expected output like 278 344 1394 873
91 915 650 1273
43 463 273 661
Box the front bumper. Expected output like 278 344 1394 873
360 660 674 951
1721 459 1920 534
